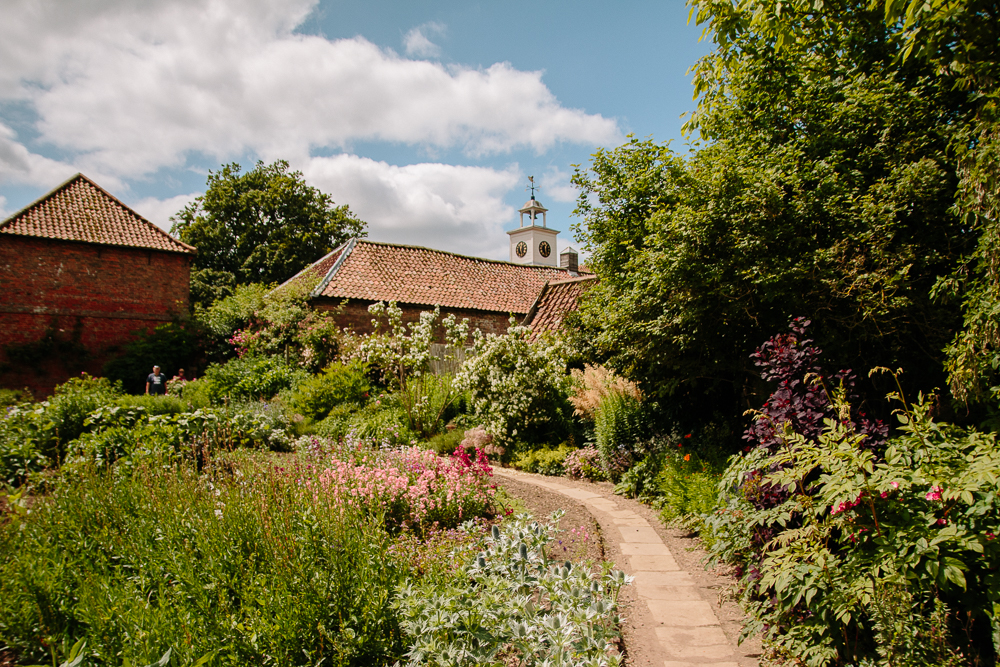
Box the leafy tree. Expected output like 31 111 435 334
682 1 1000 411
571 1 983 436
171 160 366 304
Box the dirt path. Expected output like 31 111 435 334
493 467 763 667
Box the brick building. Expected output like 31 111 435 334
0 174 195 396
285 238 587 338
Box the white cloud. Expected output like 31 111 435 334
539 166 578 203
130 192 202 232
302 154 520 259
0 196 7 219
0 122 77 188
0 0 621 183
404 22 445 58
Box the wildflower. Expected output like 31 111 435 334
890 481 900 489
987 532 996 541
214 509 223 520
683 454 691 461
936 518 948 526
926 485 943 501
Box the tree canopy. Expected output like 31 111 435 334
570 0 993 433
171 160 366 305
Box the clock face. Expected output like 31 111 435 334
538 240 552 258
515 241 528 258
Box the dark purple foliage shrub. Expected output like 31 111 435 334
741 319 888 514
744 318 888 453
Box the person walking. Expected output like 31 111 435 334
146 365 166 395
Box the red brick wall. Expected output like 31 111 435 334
0 236 192 397
313 298 518 341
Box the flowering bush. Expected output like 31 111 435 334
706 392 1000 666
394 511 632 667
455 322 574 453
459 426 505 458
204 282 344 371
355 302 469 437
563 446 607 482
313 440 496 532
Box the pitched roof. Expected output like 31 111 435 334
286 239 585 314
0 173 195 254
523 274 598 338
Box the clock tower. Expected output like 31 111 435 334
508 178 559 266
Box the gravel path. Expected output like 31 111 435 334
493 467 763 667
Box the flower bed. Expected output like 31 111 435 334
309 439 497 532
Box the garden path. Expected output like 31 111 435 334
493 467 762 667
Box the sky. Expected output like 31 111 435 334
0 0 713 261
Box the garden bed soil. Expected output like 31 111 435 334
493 466 764 667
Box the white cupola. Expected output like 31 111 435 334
508 177 559 266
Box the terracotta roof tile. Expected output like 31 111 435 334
288 239 585 314
524 275 598 338
0 174 195 254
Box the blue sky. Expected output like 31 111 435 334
0 0 712 260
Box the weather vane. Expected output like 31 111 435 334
527 176 539 199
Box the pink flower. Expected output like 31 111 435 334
926 485 943 501
890 481 899 489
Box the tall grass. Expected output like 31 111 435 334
0 456 404 666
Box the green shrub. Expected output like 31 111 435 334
425 428 464 455
176 377 212 408
0 462 403 666
0 388 31 408
291 360 371 422
400 373 462 438
64 423 183 475
594 391 649 478
562 446 608 481
513 444 575 476
653 449 724 527
113 393 189 416
0 418 47 488
313 402 363 441
343 398 419 447
0 375 120 478
203 355 308 402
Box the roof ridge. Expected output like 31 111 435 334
521 281 551 327
548 274 599 286
75 174 197 254
0 173 195 254
355 239 579 273
312 238 356 297
0 172 85 230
